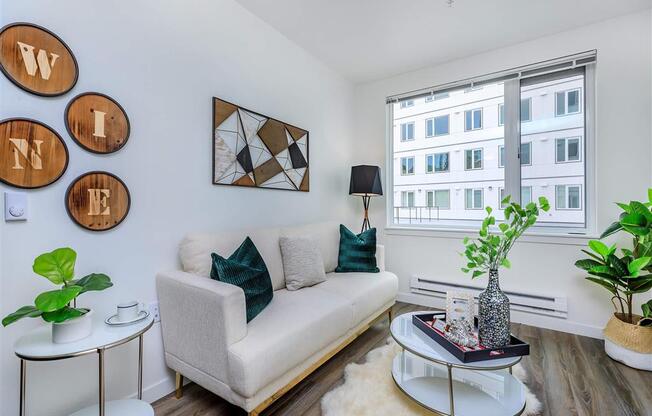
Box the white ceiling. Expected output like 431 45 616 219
235 0 652 83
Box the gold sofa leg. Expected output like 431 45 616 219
388 307 393 323
175 372 184 399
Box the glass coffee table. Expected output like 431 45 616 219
390 312 526 416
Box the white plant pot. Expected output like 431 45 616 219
605 339 652 371
52 309 93 344
603 314 652 372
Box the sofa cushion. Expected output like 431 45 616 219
279 236 326 290
318 271 398 328
335 225 379 273
227 286 353 397
180 227 285 290
280 221 339 273
210 237 273 322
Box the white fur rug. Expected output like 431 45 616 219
322 339 542 416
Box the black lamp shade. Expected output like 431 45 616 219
349 165 383 196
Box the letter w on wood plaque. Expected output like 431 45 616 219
88 189 111 216
9 138 44 170
17 41 59 80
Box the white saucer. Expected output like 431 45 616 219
105 310 150 326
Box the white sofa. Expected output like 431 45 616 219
156 222 398 415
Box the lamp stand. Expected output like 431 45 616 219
360 195 372 233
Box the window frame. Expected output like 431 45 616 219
555 137 582 164
400 122 415 142
520 97 532 123
464 148 483 171
520 141 532 166
425 114 450 137
400 99 414 109
498 103 505 126
464 188 484 210
426 189 451 209
426 152 449 173
556 184 583 210
555 88 582 117
401 191 415 207
464 108 483 131
400 156 415 176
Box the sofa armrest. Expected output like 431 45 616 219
156 270 247 382
376 244 385 272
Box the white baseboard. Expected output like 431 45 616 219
397 291 605 339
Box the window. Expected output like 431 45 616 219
400 100 414 108
425 92 449 102
465 149 483 170
520 142 531 165
520 98 531 122
400 122 415 141
500 187 532 208
427 190 450 209
426 115 449 137
401 191 415 207
556 137 581 163
465 188 483 209
464 108 482 131
389 56 594 232
555 89 581 116
556 185 582 210
400 157 414 175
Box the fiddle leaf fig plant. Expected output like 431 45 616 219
461 196 550 278
2 248 112 327
575 188 652 326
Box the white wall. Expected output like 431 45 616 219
0 1 358 415
354 11 652 338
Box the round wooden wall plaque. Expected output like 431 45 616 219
65 92 130 154
0 23 78 96
0 118 69 189
66 171 131 231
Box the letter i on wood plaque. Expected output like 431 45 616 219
65 92 130 154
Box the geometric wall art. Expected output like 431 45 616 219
213 97 309 191
0 118 69 189
65 92 130 154
65 171 131 231
0 23 78 96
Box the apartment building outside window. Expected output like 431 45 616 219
425 92 450 102
400 122 415 141
426 153 450 173
400 99 414 108
555 89 581 116
500 187 532 208
427 190 450 209
499 143 531 167
426 115 450 137
556 185 582 210
556 137 581 163
465 148 483 170
401 191 415 207
464 108 482 131
465 188 484 209
499 98 532 125
401 157 414 175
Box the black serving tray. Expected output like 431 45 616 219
412 312 530 363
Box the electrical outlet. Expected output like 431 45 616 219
149 302 160 323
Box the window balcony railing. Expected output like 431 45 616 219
393 206 441 224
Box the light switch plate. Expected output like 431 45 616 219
5 192 28 221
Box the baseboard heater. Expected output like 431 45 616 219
410 276 568 319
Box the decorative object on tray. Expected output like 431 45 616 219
349 165 383 232
213 97 309 191
0 118 69 189
412 312 530 363
445 290 474 325
0 22 78 96
65 92 130 154
65 171 131 231
461 196 550 347
105 301 149 326
2 247 113 343
575 188 652 370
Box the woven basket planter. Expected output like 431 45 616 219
603 313 652 371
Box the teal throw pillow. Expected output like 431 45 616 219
335 225 379 273
210 237 273 322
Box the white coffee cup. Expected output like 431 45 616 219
117 301 144 322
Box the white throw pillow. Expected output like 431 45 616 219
279 236 327 290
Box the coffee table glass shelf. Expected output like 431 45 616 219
390 312 526 416
14 312 154 416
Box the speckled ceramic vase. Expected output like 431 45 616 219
478 269 511 348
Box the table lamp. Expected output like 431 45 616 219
349 165 383 232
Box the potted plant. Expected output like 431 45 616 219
575 191 652 370
461 196 550 347
2 247 112 343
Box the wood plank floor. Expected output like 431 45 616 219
153 302 652 416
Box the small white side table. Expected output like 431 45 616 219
14 313 154 416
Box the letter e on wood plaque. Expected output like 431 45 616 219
0 118 69 189
0 23 78 96
65 92 130 154
66 171 131 231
